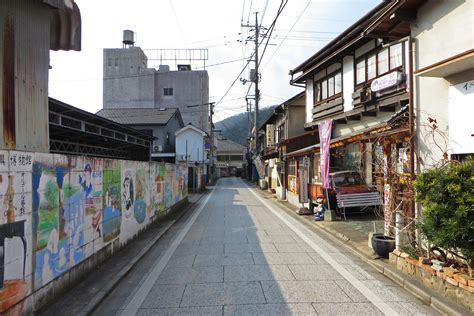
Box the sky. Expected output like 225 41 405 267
49 0 381 122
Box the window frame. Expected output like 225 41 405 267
354 41 405 88
163 87 174 96
313 69 343 105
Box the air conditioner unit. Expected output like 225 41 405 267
153 145 163 152
360 89 375 103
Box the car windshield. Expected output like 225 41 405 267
332 172 365 187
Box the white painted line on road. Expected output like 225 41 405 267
246 182 398 316
120 187 216 316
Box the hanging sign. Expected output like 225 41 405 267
371 71 402 92
318 119 333 189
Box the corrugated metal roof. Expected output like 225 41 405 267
96 108 180 125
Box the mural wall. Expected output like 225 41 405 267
0 150 187 313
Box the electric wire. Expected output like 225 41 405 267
262 0 311 70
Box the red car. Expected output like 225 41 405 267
327 171 377 213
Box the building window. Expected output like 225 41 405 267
166 132 170 145
389 43 403 70
288 158 297 193
335 73 342 94
276 123 285 143
355 42 405 86
114 58 118 67
378 48 389 74
367 54 376 80
164 88 174 96
314 71 343 104
107 58 112 67
356 60 366 85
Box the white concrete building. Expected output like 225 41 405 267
175 124 209 191
103 39 210 134
412 0 474 169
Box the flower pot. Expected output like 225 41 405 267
372 235 396 258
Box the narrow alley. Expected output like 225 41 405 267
86 177 437 315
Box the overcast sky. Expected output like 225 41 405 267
49 0 380 122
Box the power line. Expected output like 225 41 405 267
262 0 311 70
204 0 288 112
169 0 188 48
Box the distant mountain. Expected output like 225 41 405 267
215 106 277 146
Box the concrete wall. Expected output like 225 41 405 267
0 0 50 153
0 150 187 314
175 129 206 163
412 0 474 169
103 48 155 109
103 47 210 133
155 70 210 133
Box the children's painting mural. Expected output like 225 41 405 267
0 150 187 313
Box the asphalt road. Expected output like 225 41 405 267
93 177 438 315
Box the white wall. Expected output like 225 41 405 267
305 80 314 124
412 0 474 169
175 129 205 162
343 55 355 112
448 78 474 155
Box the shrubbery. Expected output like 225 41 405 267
414 159 474 275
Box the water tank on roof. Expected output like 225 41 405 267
158 65 170 73
123 30 134 47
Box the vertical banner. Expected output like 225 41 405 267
253 156 265 179
384 184 391 235
318 119 333 189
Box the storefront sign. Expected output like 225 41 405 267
318 119 333 189
371 71 401 92
298 168 309 203
266 124 275 147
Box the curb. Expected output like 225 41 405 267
251 187 470 316
81 192 208 315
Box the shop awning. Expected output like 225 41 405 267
285 106 410 158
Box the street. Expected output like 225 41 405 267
93 177 438 315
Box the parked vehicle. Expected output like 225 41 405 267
327 171 378 214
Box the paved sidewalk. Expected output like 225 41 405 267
257 189 384 258
254 185 469 315
38 192 206 315
93 178 438 315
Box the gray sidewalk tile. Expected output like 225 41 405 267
247 234 297 244
224 264 295 282
288 264 345 281
165 253 197 268
193 253 254 266
274 242 316 253
156 266 224 284
180 282 266 307
224 303 317 315
261 280 352 303
140 284 186 309
173 243 224 255
252 252 317 265
312 302 383 315
224 242 278 254
136 306 223 316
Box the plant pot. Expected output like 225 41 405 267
372 235 396 258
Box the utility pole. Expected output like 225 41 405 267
209 102 215 185
254 12 260 157
242 12 261 181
